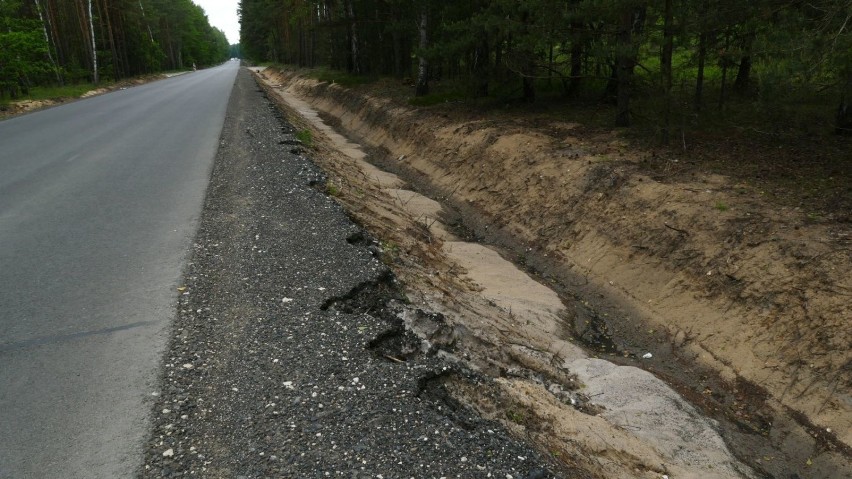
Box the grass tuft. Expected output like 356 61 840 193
325 181 340 197
295 129 313 147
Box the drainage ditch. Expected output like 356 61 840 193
256 70 850 478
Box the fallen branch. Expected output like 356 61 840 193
664 222 690 236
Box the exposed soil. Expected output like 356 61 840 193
255 66 851 478
141 69 561 478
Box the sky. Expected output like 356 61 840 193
194 0 241 45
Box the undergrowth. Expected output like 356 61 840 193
271 64 852 220
0 83 96 106
309 67 377 87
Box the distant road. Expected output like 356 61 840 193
0 62 239 478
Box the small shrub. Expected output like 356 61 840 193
380 241 400 263
295 129 313 147
505 408 527 425
326 182 340 197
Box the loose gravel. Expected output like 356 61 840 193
140 69 559 478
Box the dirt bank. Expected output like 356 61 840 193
142 68 568 478
256 67 850 477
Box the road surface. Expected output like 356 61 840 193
0 62 239 478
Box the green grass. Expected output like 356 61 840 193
310 67 377 87
379 240 400 264
295 129 313 147
505 409 526 424
806 211 824 223
325 181 340 197
1 83 96 106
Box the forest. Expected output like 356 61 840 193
238 0 852 137
0 0 231 99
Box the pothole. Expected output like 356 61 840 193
319 270 401 314
367 323 423 362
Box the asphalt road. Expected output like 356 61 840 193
0 62 239 478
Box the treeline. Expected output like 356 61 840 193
1 0 231 98
239 0 852 136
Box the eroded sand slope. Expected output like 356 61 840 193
255 67 850 477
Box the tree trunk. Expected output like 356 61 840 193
392 29 402 77
165 22 176 69
19 75 31 96
473 37 489 97
87 0 98 84
46 0 66 67
117 8 131 74
310 15 317 67
660 0 674 143
138 0 154 44
345 0 360 74
523 76 535 102
837 73 852 135
494 38 503 82
76 0 91 66
734 55 752 94
616 34 631 124
616 7 645 126
567 21 583 98
33 0 63 85
415 9 429 96
520 10 535 103
548 42 554 87
695 31 707 111
734 32 754 95
718 32 731 109
98 0 121 79
298 25 305 67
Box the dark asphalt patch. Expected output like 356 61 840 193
140 68 559 478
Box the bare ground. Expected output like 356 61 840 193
254 67 851 478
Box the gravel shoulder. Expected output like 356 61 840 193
140 68 560 478
253 67 851 478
